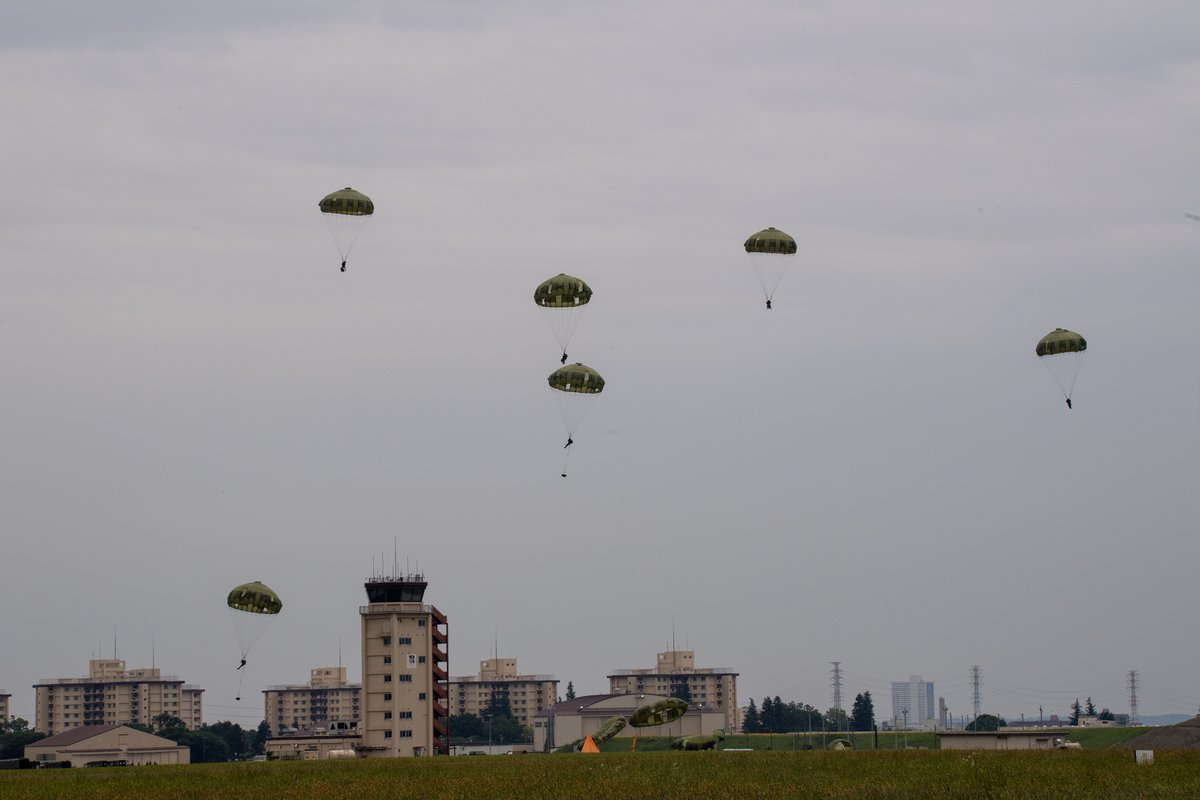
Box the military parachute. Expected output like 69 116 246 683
671 730 725 751
548 363 605 477
319 187 374 272
227 580 282 689
534 274 592 364
629 697 688 728
1036 328 1087 409
744 227 797 309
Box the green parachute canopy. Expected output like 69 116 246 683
629 698 688 728
1035 328 1087 406
535 274 592 362
548 363 605 395
534 274 592 308
318 187 374 216
591 715 626 745
1035 328 1087 357
318 187 374 269
743 227 797 305
227 581 283 614
743 227 797 255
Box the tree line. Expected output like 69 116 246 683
0 715 271 763
742 693 877 733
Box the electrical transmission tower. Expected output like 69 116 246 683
970 665 982 720
1128 670 1139 725
830 661 843 716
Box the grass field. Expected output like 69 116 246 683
3 747 1199 800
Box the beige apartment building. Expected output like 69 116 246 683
608 650 740 733
449 658 558 727
33 659 203 735
359 573 449 757
0 691 10 723
263 666 361 736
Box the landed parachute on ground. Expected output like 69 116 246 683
227 581 282 686
744 227 797 309
319 187 374 272
534 274 592 364
629 697 688 728
1036 328 1087 409
671 730 725 751
590 716 627 746
548 363 605 477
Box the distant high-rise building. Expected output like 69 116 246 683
359 572 449 756
263 667 361 736
608 650 740 733
0 691 10 723
890 675 934 730
449 658 558 727
33 659 203 735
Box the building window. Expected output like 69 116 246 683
383 693 392 702
418 656 426 664
382 637 391 646
384 712 392 720
399 711 412 719
419 693 427 701
399 637 412 645
384 730 393 739
400 730 413 738
418 620 426 627
398 675 412 683
384 656 392 665
384 675 392 684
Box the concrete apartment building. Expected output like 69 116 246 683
263 666 362 736
0 691 10 723
359 572 450 757
890 675 935 729
608 649 740 733
33 659 203 735
449 658 558 728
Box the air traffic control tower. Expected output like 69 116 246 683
359 572 449 756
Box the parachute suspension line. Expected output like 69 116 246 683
236 669 245 702
561 446 571 478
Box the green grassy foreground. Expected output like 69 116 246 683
3 748 1199 800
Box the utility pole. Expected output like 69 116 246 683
970 666 982 721
1128 671 1139 725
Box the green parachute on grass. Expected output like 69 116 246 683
671 730 725 751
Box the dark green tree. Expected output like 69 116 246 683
966 714 1006 732
671 682 692 703
0 718 47 759
565 681 576 700
1070 699 1083 726
482 693 513 721
1098 708 1115 722
252 721 271 755
1085 698 1097 716
176 729 230 763
152 713 186 734
742 698 761 733
850 692 875 732
824 707 848 732
206 721 248 760
448 714 486 741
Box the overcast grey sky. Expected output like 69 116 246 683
2 1 1199 727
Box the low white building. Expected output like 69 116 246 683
937 729 1069 750
25 724 190 766
533 694 726 752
